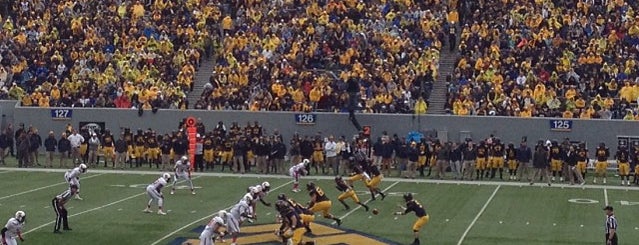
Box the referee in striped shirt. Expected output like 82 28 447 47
603 205 618 245
52 185 77 233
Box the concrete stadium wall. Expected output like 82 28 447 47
2 101 638 148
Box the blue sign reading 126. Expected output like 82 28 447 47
51 109 73 120
549 119 572 132
295 114 316 125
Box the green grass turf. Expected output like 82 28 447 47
0 158 638 244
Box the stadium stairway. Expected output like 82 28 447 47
187 58 216 109
427 48 458 115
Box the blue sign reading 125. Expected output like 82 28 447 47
295 114 316 125
549 119 572 132
51 109 73 120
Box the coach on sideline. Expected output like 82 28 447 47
604 206 618 245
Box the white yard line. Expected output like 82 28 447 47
604 188 609 206
149 180 293 245
331 181 400 225
0 173 106 201
0 170 11 174
457 185 501 245
0 167 639 191
24 192 145 235
1 167 634 191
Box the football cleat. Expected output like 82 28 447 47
192 191 196 195
170 190 175 195
143 208 152 213
158 210 167 215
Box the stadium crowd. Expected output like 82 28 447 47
446 0 639 119
195 0 452 113
3 118 638 186
0 0 219 109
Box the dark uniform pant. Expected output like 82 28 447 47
52 199 69 231
605 233 618 245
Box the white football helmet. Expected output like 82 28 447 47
15 211 26 223
163 173 172 181
251 186 262 194
243 193 254 203
213 216 225 226
181 156 188 162
218 210 228 219
79 163 88 173
302 159 310 165
261 181 271 192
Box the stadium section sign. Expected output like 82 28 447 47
549 119 572 132
50 109 72 120
295 113 317 125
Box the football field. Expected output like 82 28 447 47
0 167 638 245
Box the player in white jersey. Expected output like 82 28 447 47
199 213 226 245
289 159 309 192
1 211 25 245
225 200 253 245
245 182 272 219
64 164 87 200
171 156 195 195
144 173 171 215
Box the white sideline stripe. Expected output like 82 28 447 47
1 167 638 191
604 188 609 206
331 181 400 225
24 192 145 235
149 180 293 245
457 185 501 245
0 173 106 201
0 170 11 174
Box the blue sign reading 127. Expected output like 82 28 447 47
51 109 73 120
549 119 572 132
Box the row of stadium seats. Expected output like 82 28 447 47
446 0 639 119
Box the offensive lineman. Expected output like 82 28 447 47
365 163 387 200
171 156 195 195
306 182 342 225
277 194 314 234
289 159 310 192
224 197 254 245
198 213 226 245
1 211 26 245
144 173 171 215
335 176 369 211
275 200 314 245
64 164 87 200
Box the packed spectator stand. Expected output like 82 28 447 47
446 0 639 119
1 0 219 109
196 0 451 113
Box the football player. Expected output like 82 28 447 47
289 159 309 192
594 143 610 184
475 141 488 180
144 173 171 215
549 141 564 182
224 198 254 245
250 182 273 214
306 182 342 226
347 161 370 187
576 143 589 180
394 193 429 245
2 211 26 245
171 156 195 195
505 143 518 180
277 194 314 233
365 163 386 200
489 138 505 180
275 200 313 245
616 144 631 186
64 163 87 200
335 176 369 211
199 212 226 245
